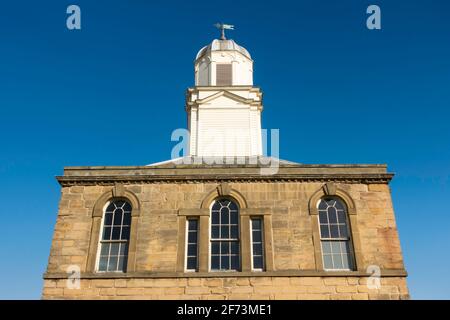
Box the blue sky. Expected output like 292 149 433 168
0 0 449 299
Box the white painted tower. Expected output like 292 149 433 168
186 29 263 158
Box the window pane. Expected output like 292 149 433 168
221 226 229 238
253 256 263 269
111 227 121 240
211 226 219 238
322 240 354 270
318 200 327 210
211 242 220 254
330 225 339 238
117 256 126 272
110 243 120 256
337 211 346 223
323 254 333 269
212 201 221 210
331 241 341 253
230 242 239 254
252 230 262 242
188 244 197 256
344 243 354 270
211 212 219 224
231 255 239 270
322 241 331 254
188 220 198 231
328 207 337 223
102 227 112 240
119 243 128 255
188 231 197 243
332 254 343 269
187 257 197 270
230 212 239 224
339 225 348 238
220 207 229 224
335 201 345 210
211 256 220 270
320 225 330 238
113 209 123 226
319 212 328 224
253 243 263 256
98 256 108 271
115 201 125 208
252 219 262 230
104 212 113 225
122 213 131 226
342 241 351 254
221 242 229 255
105 203 115 212
100 243 110 256
342 255 350 269
230 226 239 239
221 256 229 270
123 202 131 211
108 256 118 271
229 201 238 211
121 226 130 240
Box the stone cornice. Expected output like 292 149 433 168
56 173 394 187
185 87 263 112
43 269 407 280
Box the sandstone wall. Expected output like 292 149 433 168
43 277 409 300
43 181 408 299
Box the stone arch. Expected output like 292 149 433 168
308 182 356 215
92 185 141 217
200 183 248 209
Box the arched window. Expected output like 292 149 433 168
97 200 132 272
210 198 240 271
318 198 355 270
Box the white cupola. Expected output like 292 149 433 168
194 39 253 86
186 27 263 158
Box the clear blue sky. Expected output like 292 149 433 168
0 0 449 299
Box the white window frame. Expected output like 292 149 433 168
317 198 355 271
209 198 241 272
185 217 199 272
95 200 131 273
250 217 265 272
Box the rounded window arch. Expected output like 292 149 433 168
210 197 240 271
317 197 355 270
97 199 132 272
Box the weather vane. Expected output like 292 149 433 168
214 23 234 40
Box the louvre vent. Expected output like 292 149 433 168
216 64 232 86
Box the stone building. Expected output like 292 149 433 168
42 31 409 300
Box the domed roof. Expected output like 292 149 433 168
195 39 251 61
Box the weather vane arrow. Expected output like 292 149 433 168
214 23 234 40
